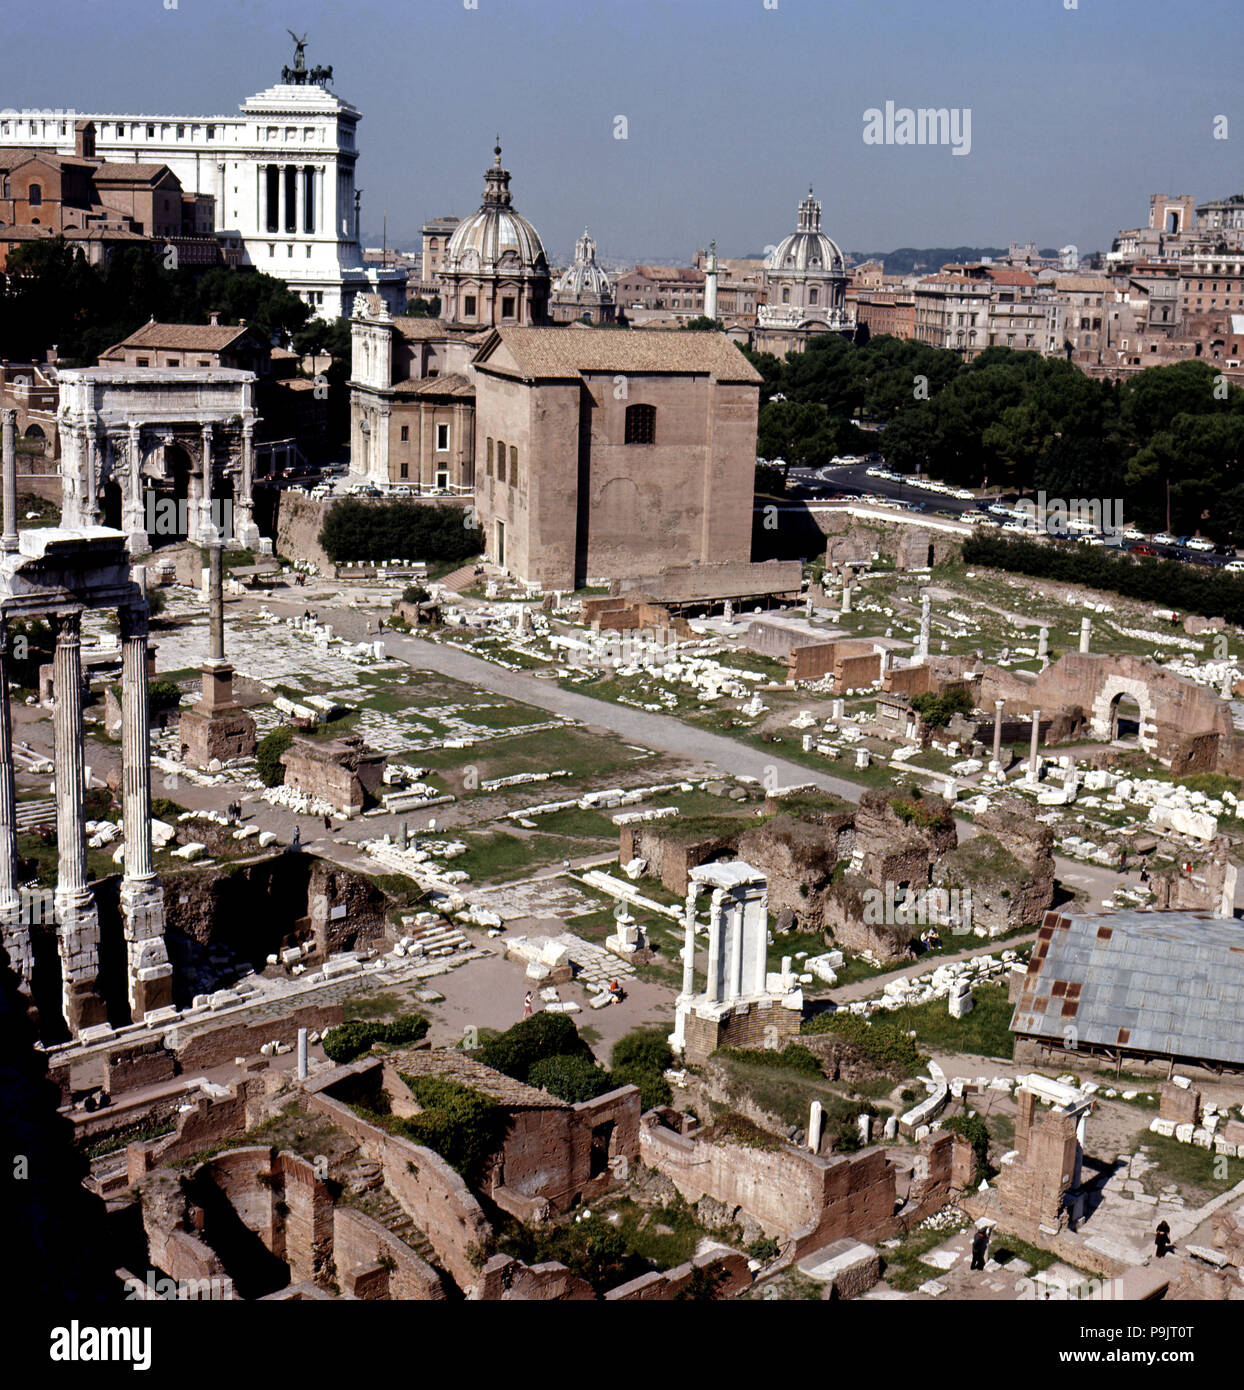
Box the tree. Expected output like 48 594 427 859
528 1054 615 1103
477 1012 594 1083
681 315 723 331
256 726 294 787
405 296 441 318
318 499 481 565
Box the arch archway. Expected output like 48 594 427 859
1110 692 1142 745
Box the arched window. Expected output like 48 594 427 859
781 287 790 303
624 403 655 445
809 288 818 305
496 439 506 483
486 437 494 477
27 183 42 206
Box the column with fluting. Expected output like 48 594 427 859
680 884 698 997
119 602 170 1018
0 621 32 994
51 610 104 1033
705 889 725 1004
2 408 19 551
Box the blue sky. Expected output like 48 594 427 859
5 0 1242 263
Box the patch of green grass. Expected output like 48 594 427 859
989 1232 1059 1273
342 992 405 1022
884 982 1015 1061
454 830 593 883
1139 1135 1243 1200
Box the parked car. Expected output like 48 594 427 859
1153 532 1178 546
1225 560 1244 573
1186 537 1215 551
1130 543 1158 556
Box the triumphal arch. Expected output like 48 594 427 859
57 367 261 555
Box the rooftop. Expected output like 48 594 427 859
477 325 762 384
1011 909 1244 1067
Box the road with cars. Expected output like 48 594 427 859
778 457 1240 569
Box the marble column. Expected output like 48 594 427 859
705 889 725 1004
1028 708 1042 783
808 1100 823 1154
1038 627 1049 666
51 611 105 1033
125 420 150 555
2 408 18 551
680 885 697 996
119 604 170 1019
236 420 259 547
917 592 931 659
727 893 745 1002
198 424 215 541
841 582 853 615
1079 617 1091 654
0 623 32 997
992 698 1004 766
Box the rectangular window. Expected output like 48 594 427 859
304 166 315 233
399 462 409 479
136 357 150 367
502 295 515 318
436 423 449 451
464 295 476 317
496 439 506 484
400 425 409 442
146 124 155 138
486 437 493 477
510 445 518 487
285 165 297 234
207 124 215 139
167 358 180 367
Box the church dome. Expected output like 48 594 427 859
766 187 845 276
444 143 548 276
554 228 612 298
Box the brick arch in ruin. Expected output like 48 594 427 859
1025 652 1236 770
56 367 261 556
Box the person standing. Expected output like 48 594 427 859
970 1225 990 1270
523 991 533 1019
1155 1221 1173 1259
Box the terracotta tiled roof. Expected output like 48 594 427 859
394 1048 569 1108
1053 275 1110 292
480 325 761 383
90 163 177 184
392 371 474 398
102 321 255 353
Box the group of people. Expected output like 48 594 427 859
225 800 243 824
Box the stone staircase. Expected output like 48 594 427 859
436 564 479 595
15 797 57 831
395 917 471 959
346 1162 437 1264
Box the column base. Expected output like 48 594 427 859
0 901 34 996
120 877 171 1022
236 515 261 550
55 893 106 1037
126 528 152 558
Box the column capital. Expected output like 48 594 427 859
51 608 84 640
1 407 16 427
119 604 150 642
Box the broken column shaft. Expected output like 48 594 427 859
209 539 225 662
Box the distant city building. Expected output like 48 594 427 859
0 41 406 317
0 124 217 268
550 227 615 323
752 187 854 357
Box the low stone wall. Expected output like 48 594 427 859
305 1064 492 1292
332 1205 445 1300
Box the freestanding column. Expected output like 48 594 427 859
51 611 105 1033
917 592 931 659
1038 627 1049 666
1028 708 1042 782
209 539 224 662
1079 617 1091 654
680 885 698 996
2 408 18 552
992 699 1004 766
0 623 32 997
119 604 171 1019
705 889 725 1003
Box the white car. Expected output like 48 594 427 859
1225 561 1244 573
1122 528 1145 541
865 466 885 477
1186 537 1215 551
1153 532 1178 546
953 489 976 501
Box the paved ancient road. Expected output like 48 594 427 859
250 590 1132 908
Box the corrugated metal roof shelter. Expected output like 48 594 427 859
1011 909 1244 1069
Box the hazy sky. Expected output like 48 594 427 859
5 0 1243 263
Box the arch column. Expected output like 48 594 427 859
236 419 260 547
124 420 150 555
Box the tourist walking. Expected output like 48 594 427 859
1155 1220 1173 1258
523 991 533 1018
